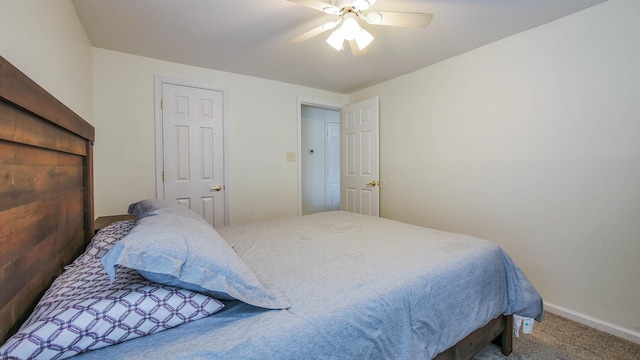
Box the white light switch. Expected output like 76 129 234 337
286 152 296 162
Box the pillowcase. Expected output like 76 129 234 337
76 219 134 263
128 199 207 224
101 214 289 309
0 257 223 360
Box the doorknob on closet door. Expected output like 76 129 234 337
210 185 223 191
366 180 378 187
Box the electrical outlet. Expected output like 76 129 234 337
286 152 296 162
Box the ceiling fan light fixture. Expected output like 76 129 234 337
326 28 345 51
355 28 374 50
326 11 374 52
341 13 361 40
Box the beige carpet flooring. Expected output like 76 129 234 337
473 312 640 360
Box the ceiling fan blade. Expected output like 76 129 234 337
287 21 338 45
366 12 433 28
287 0 339 14
348 40 368 56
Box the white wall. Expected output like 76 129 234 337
0 0 93 121
92 48 346 224
349 0 640 341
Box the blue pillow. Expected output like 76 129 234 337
101 214 288 309
128 199 208 224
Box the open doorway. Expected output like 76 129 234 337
300 104 340 215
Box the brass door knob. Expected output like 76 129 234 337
366 180 378 187
211 185 223 191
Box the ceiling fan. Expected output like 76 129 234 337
286 0 433 56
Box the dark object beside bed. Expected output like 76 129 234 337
0 55 537 359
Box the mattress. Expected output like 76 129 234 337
72 211 542 359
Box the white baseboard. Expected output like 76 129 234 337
544 302 640 345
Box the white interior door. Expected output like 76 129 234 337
161 83 225 226
341 96 379 216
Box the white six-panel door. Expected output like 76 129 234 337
341 96 379 217
161 83 225 226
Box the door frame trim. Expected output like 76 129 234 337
154 76 230 225
297 97 342 216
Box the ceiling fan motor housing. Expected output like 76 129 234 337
333 0 376 12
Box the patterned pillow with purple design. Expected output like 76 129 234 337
76 220 135 263
0 222 224 360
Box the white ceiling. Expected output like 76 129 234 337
72 0 606 94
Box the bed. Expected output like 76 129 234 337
0 55 543 360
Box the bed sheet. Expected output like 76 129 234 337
74 211 542 360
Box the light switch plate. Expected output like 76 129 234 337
286 152 296 162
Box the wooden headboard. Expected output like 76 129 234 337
0 56 95 343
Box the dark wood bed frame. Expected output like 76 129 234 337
0 55 511 359
0 56 94 344
435 314 513 359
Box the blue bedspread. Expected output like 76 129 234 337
75 211 542 359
